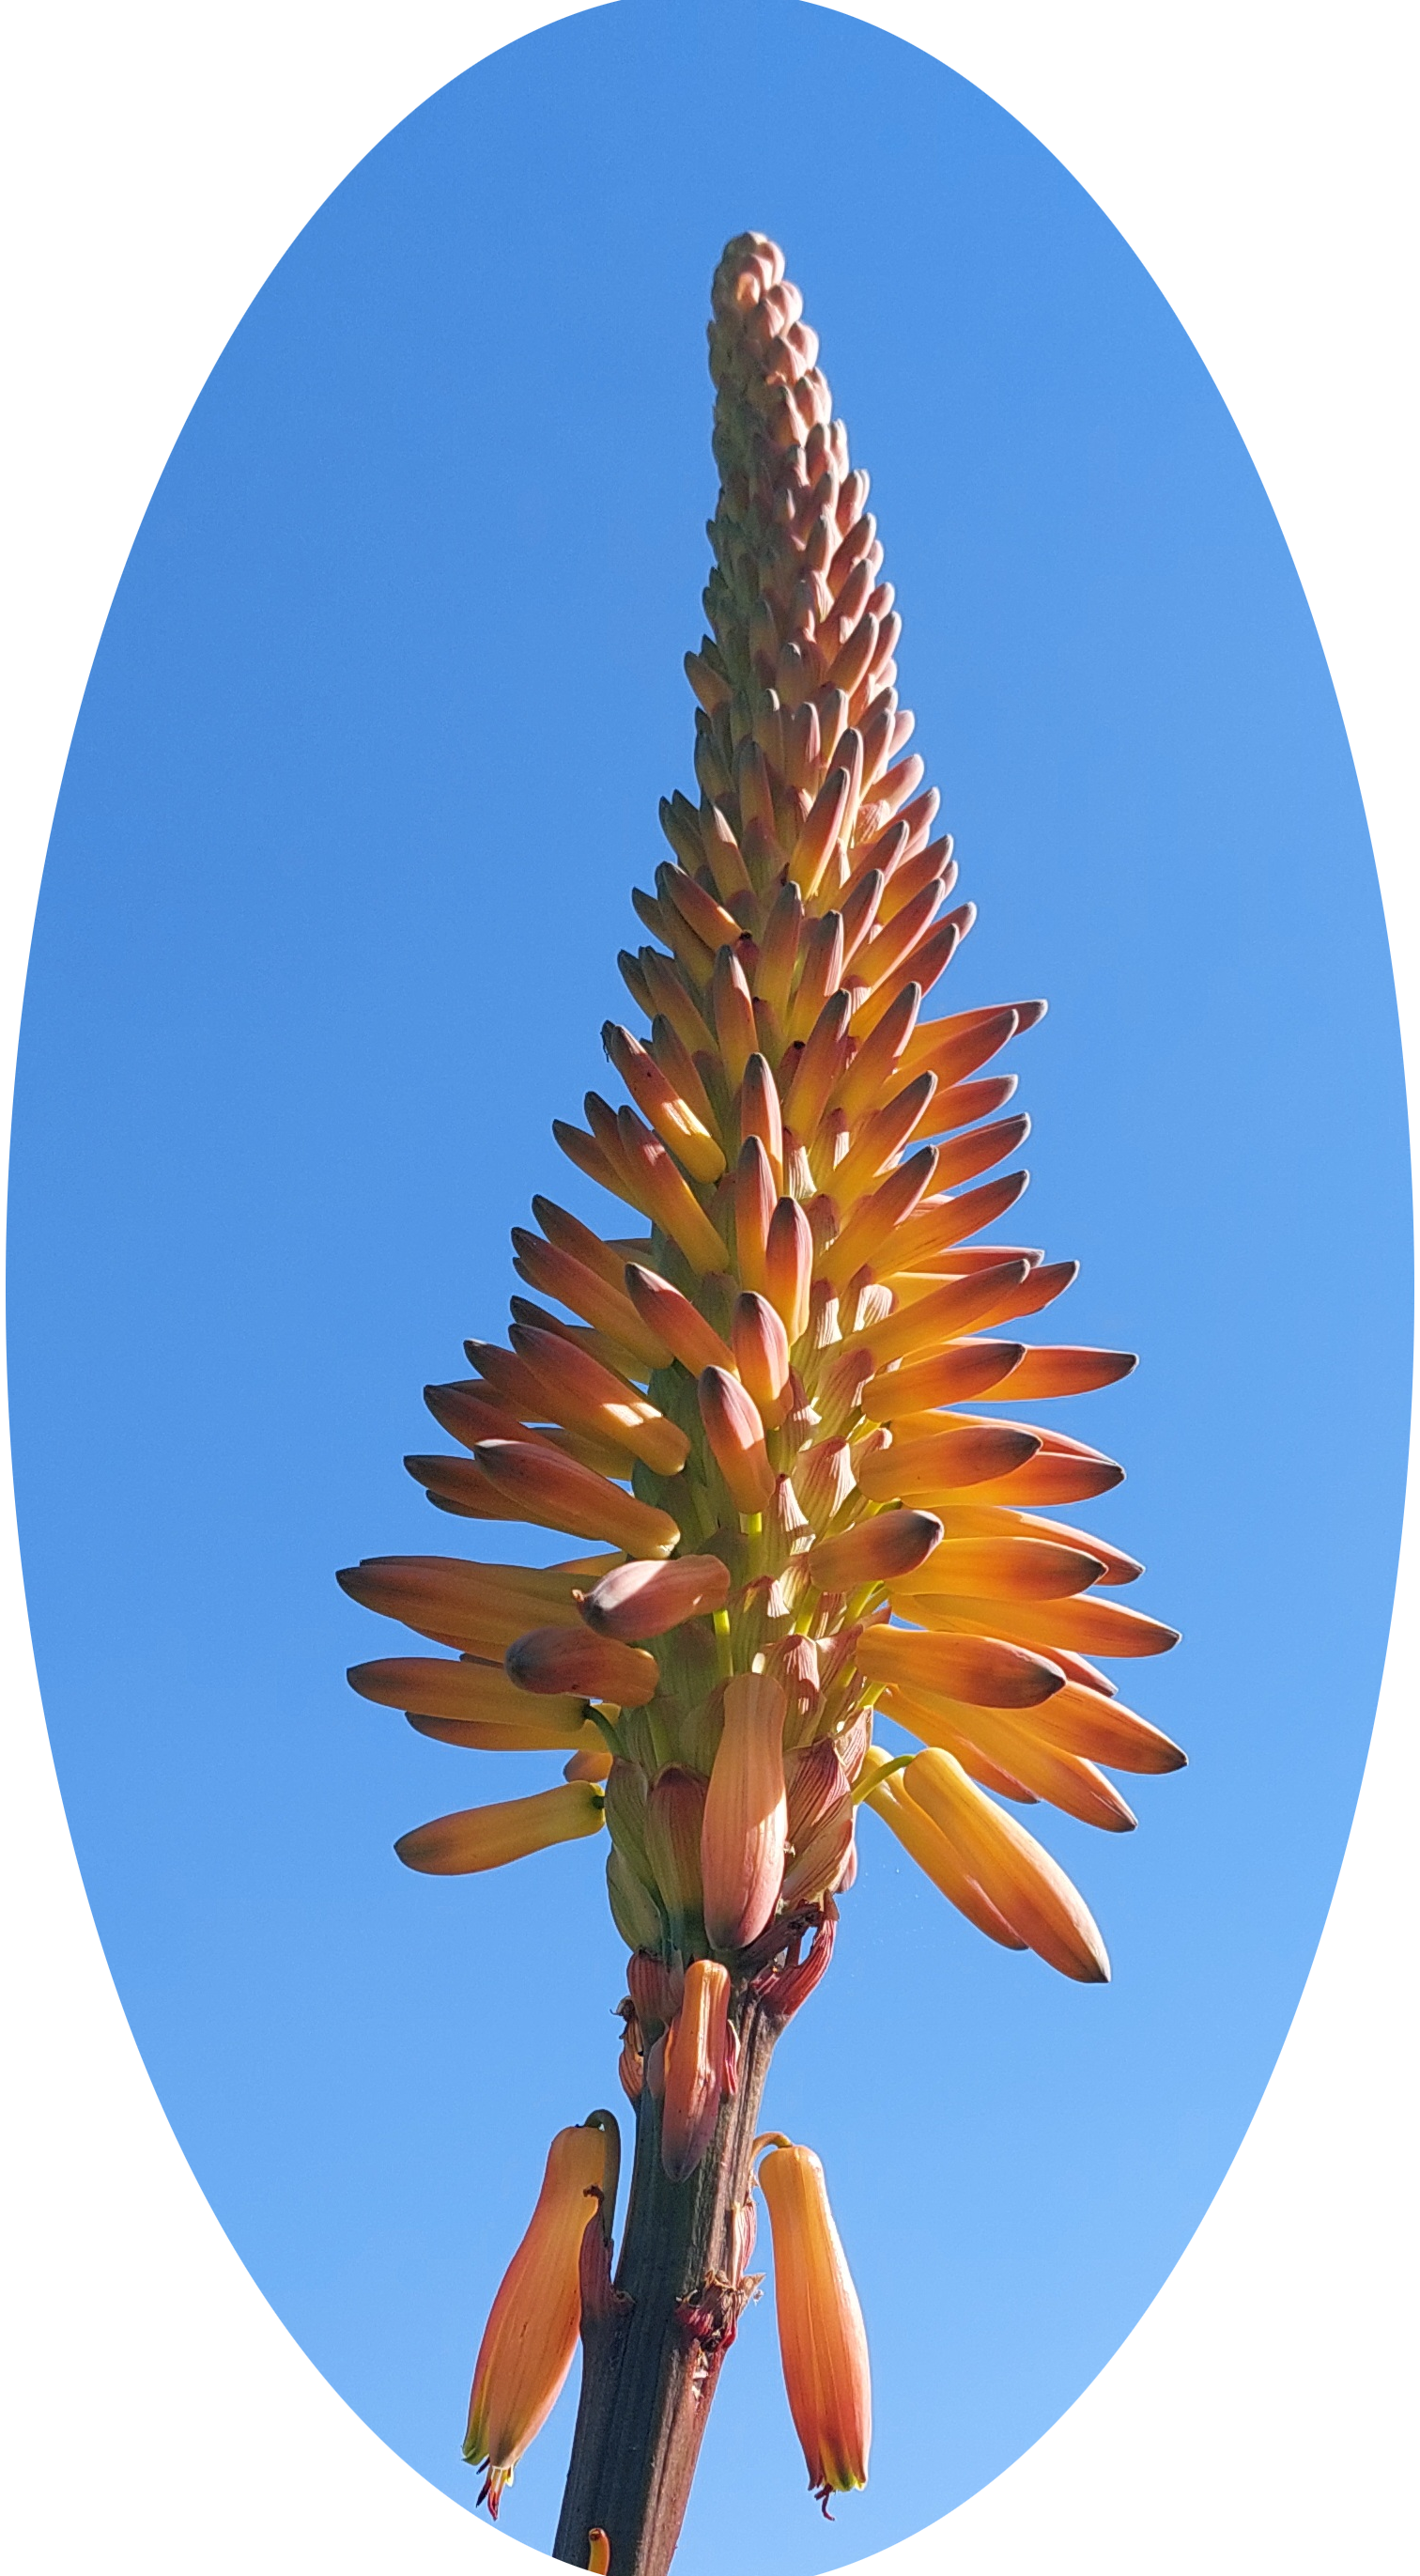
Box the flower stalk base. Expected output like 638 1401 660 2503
553 1998 777 2575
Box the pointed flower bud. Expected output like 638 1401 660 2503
348 1654 588 1736
614 1111 730 1275
579 1553 731 1640
623 1263 737 1376
660 1957 733 2181
738 1051 784 1183
698 1367 775 1516
394 1781 604 1877
463 2119 610 2512
505 1623 659 1707
854 1622 1064 1709
806 1509 943 1592
733 1134 777 1292
732 1291 793 1428
764 1194 813 1342
701 1672 788 1952
336 1550 620 1654
471 1440 681 1560
758 2139 871 2506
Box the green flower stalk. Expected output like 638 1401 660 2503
339 231 1183 2576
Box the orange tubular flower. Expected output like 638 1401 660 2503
659 1958 733 2181
464 2119 610 2514
342 228 1185 2552
758 2140 872 2509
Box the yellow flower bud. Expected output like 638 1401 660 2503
394 1781 604 1876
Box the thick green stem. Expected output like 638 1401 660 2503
552 1997 777 2575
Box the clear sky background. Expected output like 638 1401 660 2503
8 6 1411 2572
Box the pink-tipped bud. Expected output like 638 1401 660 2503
758 2140 872 2506
712 945 760 1090
698 1367 776 1515
732 1293 793 1427
764 1196 813 1343
579 1553 731 1640
624 1265 736 1377
734 1135 777 1293
471 1439 681 1559
660 1958 733 2181
805 1509 943 1592
615 1109 731 1275
739 1052 784 1182
701 1672 789 1951
817 1144 938 1290
505 1624 659 1708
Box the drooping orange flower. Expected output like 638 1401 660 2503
463 2119 610 2515
342 229 1185 2540
757 2137 872 2509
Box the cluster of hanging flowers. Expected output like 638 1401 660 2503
340 231 1182 2540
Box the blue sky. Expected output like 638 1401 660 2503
8 5 1410 2572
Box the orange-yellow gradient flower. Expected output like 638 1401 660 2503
342 227 1186 2529
758 2137 871 2508
463 2119 609 2515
